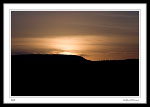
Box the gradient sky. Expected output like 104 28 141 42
11 11 139 61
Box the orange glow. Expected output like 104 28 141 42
53 39 78 51
59 52 75 55
11 35 139 61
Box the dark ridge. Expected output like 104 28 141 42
11 54 138 63
11 54 139 96
11 54 90 64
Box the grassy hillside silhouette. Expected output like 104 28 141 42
11 54 139 96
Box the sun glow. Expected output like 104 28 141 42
11 35 139 61
59 52 75 55
52 37 79 51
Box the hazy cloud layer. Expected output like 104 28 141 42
11 11 139 37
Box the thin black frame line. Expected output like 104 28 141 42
3 3 148 4
139 9 141 98
9 9 141 98
9 10 11 98
10 9 140 11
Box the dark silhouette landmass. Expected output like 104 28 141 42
11 54 139 96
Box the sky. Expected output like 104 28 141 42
11 11 139 61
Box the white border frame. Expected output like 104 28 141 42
4 3 147 104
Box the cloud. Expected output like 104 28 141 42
11 11 139 38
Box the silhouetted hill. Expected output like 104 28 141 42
11 54 139 96
11 54 138 64
11 54 89 64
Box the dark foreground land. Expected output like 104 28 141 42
11 54 139 96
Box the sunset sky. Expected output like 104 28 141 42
11 11 139 61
